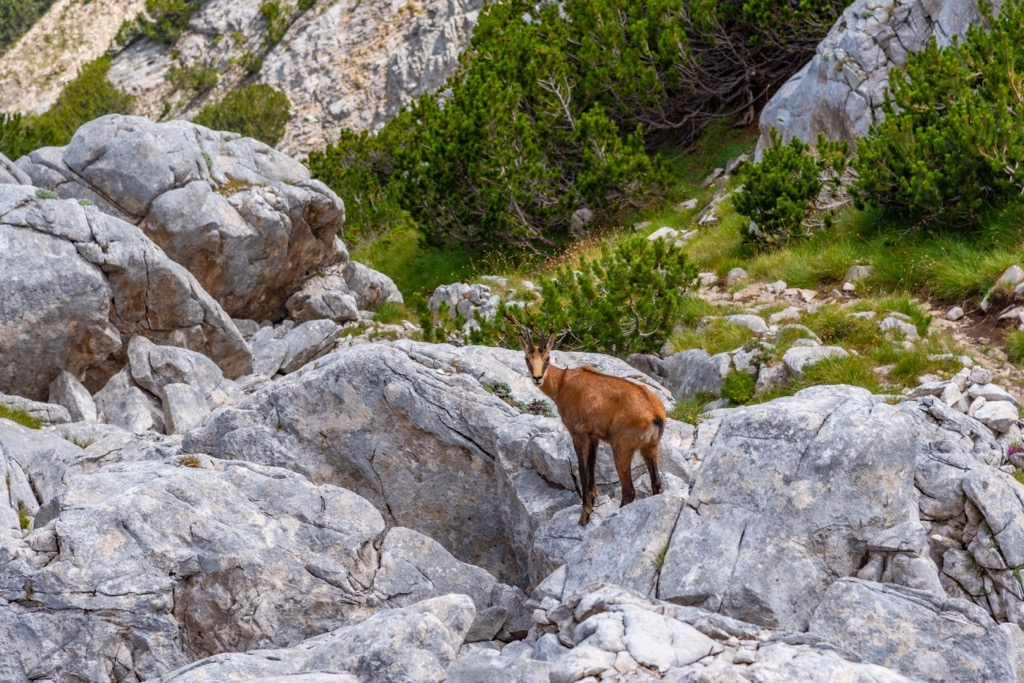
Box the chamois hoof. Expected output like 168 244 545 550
578 509 591 526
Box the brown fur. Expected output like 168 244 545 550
519 333 666 525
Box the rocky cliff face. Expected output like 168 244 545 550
0 0 481 156
758 0 994 150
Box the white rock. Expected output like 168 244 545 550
725 268 749 286
998 265 1024 287
968 397 987 417
47 371 97 423
880 316 920 341
940 383 962 408
844 265 875 282
782 346 849 380
726 314 769 335
946 306 965 321
768 307 802 324
970 367 994 386
647 227 680 242
968 383 1020 407
974 401 1019 434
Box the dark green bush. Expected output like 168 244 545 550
734 130 847 249
193 84 291 146
239 51 263 75
167 63 218 93
138 0 203 44
853 0 1024 225
310 0 846 252
0 0 54 55
426 236 699 356
722 370 757 405
260 0 289 46
306 128 412 243
0 56 134 159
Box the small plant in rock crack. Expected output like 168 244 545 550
177 455 203 468
35 188 58 199
16 500 30 531
653 543 669 571
484 380 555 417
1008 441 1024 459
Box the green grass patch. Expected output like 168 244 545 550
721 370 756 405
798 355 881 393
1007 331 1024 368
0 405 41 429
351 223 477 310
669 393 717 425
668 318 756 355
16 500 30 531
373 301 412 325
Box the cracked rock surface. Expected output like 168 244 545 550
0 183 250 400
17 115 346 323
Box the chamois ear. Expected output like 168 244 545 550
548 328 570 350
517 332 531 352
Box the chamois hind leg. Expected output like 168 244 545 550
572 433 595 525
641 441 662 496
586 439 598 506
612 440 637 508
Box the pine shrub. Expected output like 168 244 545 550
734 130 847 249
426 236 699 357
309 0 846 252
193 84 290 146
853 0 1024 226
0 56 134 159
138 0 203 44
0 0 54 55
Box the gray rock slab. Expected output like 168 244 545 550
781 345 849 380
808 578 1018 683
445 650 550 683
973 400 1019 433
661 349 724 401
156 594 474 683
279 320 343 374
94 367 166 434
0 457 391 682
163 383 211 435
20 115 346 322
182 341 674 586
725 314 769 335
0 392 70 426
0 184 251 400
658 386 920 631
47 371 97 422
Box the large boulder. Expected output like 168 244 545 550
0 184 250 400
658 386 922 630
0 441 519 683
809 578 1019 683
156 594 475 683
17 115 346 322
759 0 992 150
182 341 680 586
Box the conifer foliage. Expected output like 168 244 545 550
308 0 845 252
853 0 1024 225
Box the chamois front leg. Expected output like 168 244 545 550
572 433 595 525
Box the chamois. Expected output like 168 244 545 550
515 328 666 525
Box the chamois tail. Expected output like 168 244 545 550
652 416 665 439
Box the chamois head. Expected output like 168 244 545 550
518 330 556 386
505 312 556 386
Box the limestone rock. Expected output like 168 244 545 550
759 0 991 150
18 115 346 322
287 260 403 324
0 393 70 426
183 342 674 586
0 183 251 400
781 345 849 380
658 386 920 630
47 371 97 423
809 578 1019 683
156 594 475 683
